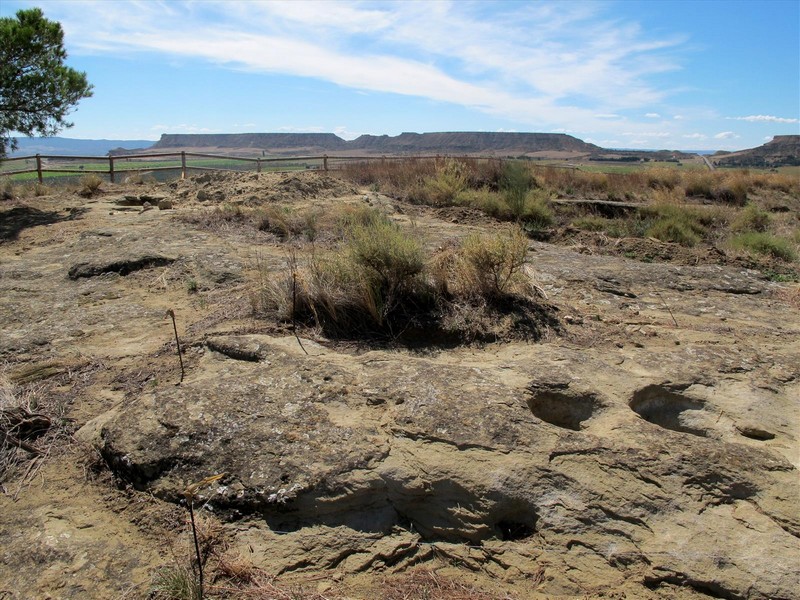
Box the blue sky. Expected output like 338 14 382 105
2 0 798 150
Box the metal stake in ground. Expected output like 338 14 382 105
166 309 185 383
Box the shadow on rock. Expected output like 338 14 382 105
0 205 88 242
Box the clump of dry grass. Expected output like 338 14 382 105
78 173 103 197
455 228 530 297
382 568 517 600
0 373 52 483
253 209 555 343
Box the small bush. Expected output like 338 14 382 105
521 189 554 229
647 217 702 246
713 179 748 205
254 217 551 343
732 203 771 232
646 168 682 190
501 161 533 218
256 206 322 241
458 227 529 297
730 232 797 261
684 173 715 199
418 158 469 205
348 217 426 299
1 179 15 200
78 173 103 197
572 216 611 232
641 203 713 246
454 188 508 219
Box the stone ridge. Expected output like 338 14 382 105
151 131 600 155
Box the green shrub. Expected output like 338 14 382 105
501 161 533 218
521 189 554 229
420 158 469 205
458 227 529 297
151 565 200 600
572 216 611 232
454 188 509 219
647 217 702 246
348 218 425 296
730 232 797 261
732 203 771 232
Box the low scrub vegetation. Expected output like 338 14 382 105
730 232 797 262
251 207 555 343
339 157 798 208
341 157 798 270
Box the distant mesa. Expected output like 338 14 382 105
147 131 602 158
9 132 800 167
712 135 800 168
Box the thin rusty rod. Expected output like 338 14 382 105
166 309 185 383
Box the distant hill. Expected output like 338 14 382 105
9 137 153 157
147 131 601 157
712 135 800 168
347 132 600 155
152 133 347 154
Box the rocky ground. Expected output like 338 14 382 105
0 171 798 599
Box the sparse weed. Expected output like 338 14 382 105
1 178 15 200
151 565 201 600
521 189 554 229
730 232 797 261
454 188 508 218
501 161 533 218
572 215 613 232
78 173 103 197
732 203 771 232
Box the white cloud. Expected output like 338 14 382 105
645 113 661 118
276 125 325 133
673 115 684 120
150 124 217 134
730 115 799 124
682 133 707 139
49 0 687 133
622 131 670 138
714 131 739 140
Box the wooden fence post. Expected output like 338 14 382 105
35 154 42 183
109 156 115 183
323 155 328 172
180 152 187 180
257 158 262 173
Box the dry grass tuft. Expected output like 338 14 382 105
381 568 516 600
78 173 103 197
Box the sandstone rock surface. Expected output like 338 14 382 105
0 171 797 599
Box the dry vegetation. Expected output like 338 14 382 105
248 204 553 343
340 158 800 275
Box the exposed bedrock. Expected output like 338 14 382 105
84 335 800 598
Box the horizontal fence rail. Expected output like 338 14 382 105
0 151 585 184
1 151 331 182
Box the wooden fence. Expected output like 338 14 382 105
0 151 464 183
